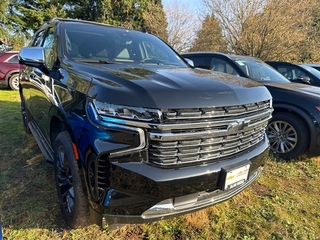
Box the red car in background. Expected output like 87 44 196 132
0 51 21 90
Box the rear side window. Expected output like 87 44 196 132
6 55 18 63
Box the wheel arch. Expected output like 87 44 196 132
272 103 316 153
5 70 19 83
50 115 68 147
49 109 78 154
50 112 94 205
49 108 91 162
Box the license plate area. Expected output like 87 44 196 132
219 161 251 190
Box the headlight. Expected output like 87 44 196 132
92 99 160 122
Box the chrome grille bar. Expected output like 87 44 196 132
148 100 272 166
163 100 271 121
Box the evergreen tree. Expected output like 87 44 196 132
63 0 168 36
0 0 9 47
189 15 227 52
61 0 93 20
97 0 167 32
4 0 167 48
7 0 66 38
142 1 168 41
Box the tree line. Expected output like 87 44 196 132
193 0 320 62
1 0 320 63
0 0 168 50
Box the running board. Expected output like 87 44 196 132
28 120 54 163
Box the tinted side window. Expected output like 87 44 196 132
186 56 211 69
7 55 18 63
277 66 312 82
210 58 240 76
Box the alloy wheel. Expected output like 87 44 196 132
267 120 298 154
56 145 75 214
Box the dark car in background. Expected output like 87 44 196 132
266 61 320 87
300 63 320 72
0 51 21 90
18 19 273 229
182 52 320 159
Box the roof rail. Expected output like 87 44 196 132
39 18 127 30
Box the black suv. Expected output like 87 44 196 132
182 52 320 159
19 19 272 229
266 61 320 87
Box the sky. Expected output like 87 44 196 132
162 0 203 13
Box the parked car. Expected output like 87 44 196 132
181 52 320 159
19 18 273 229
0 51 21 90
266 61 320 87
300 63 320 72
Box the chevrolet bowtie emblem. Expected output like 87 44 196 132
228 119 251 131
227 175 235 180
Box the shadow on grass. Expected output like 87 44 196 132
0 96 125 239
0 98 69 235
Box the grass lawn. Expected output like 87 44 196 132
1 88 320 240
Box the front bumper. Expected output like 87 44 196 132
88 134 269 226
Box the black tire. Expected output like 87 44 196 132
8 73 20 90
86 151 100 202
53 131 90 229
21 100 31 134
267 112 309 159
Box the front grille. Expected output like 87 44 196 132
148 100 272 167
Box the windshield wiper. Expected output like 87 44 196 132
76 59 113 64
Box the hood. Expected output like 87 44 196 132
265 82 320 98
70 62 271 109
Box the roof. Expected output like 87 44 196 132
183 51 260 62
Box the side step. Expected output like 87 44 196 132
28 120 54 163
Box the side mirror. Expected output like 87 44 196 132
296 76 311 84
184 58 194 67
18 47 49 74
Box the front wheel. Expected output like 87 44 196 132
8 73 20 90
53 131 90 228
266 112 309 159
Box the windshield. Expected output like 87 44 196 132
62 22 187 67
234 59 290 83
300 65 320 78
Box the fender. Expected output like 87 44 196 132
273 103 320 155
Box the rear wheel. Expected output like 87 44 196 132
53 131 90 228
267 112 309 159
8 73 20 90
